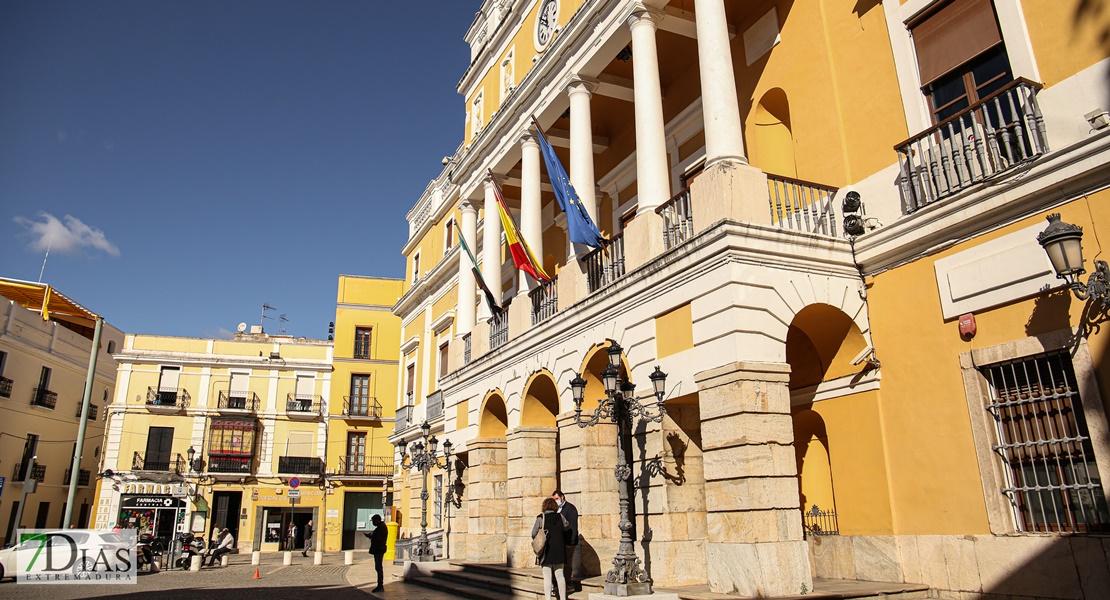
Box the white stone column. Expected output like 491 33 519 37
694 0 747 166
568 76 599 257
519 131 543 294
628 8 672 213
480 178 503 322
457 200 478 336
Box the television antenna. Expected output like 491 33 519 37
279 314 289 334
261 303 276 329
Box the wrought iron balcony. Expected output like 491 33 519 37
64 468 91 487
585 233 626 293
277 456 324 476
146 387 190 410
394 403 414 434
768 175 839 237
31 387 57 409
338 456 393 478
0 376 12 398
75 403 99 420
427 390 444 421
489 309 509 351
208 455 253 474
132 452 185 473
286 393 322 417
14 463 46 482
217 390 259 412
897 78 1047 213
530 277 559 325
658 187 694 250
342 396 382 419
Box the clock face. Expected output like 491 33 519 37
535 0 558 50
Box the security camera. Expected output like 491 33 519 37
850 346 874 366
441 156 452 166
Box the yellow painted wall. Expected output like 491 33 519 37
1021 0 1110 88
866 190 1110 534
656 303 694 358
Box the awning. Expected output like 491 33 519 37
0 277 100 337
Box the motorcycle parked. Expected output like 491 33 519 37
136 533 160 573
174 533 207 569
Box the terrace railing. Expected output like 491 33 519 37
657 188 694 250
768 175 839 237
530 277 559 325
31 387 57 409
585 234 626 293
489 309 509 351
339 456 394 478
343 396 382 419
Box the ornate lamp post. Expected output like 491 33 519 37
398 421 453 562
569 341 667 597
1037 213 1110 305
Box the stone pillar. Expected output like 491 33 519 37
556 412 620 580
694 0 747 166
458 200 478 336
568 76 599 258
694 362 811 597
628 8 672 214
505 427 559 567
520 132 543 295
466 438 508 562
480 178 503 322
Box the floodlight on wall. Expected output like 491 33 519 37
842 191 865 236
1037 213 1110 305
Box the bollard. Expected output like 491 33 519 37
343 550 354 565
220 554 230 567
189 555 202 571
313 551 323 565
282 551 292 566
251 551 261 565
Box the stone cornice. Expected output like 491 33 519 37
393 245 462 318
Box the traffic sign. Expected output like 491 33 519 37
289 477 300 489
288 489 301 499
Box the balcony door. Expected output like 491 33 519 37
350 374 370 415
295 375 314 409
158 366 180 404
145 427 174 471
229 372 250 409
346 432 366 473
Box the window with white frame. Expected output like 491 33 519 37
471 92 484 135
980 350 1110 533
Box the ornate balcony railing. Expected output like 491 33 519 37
427 390 444 421
217 390 259 412
489 309 509 351
0 376 12 398
278 456 324 475
768 175 839 237
394 403 414 434
897 78 1047 213
802 505 840 537
657 187 694 250
31 387 57 409
585 233 626 293
146 387 190 409
14 463 46 482
463 333 472 366
76 403 99 420
338 456 393 478
286 393 322 416
132 452 185 473
64 468 91 487
208 455 253 474
343 396 382 419
530 277 559 325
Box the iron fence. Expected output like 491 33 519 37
146 387 190 409
31 387 57 409
343 396 382 419
277 456 324 475
802 505 839 537
339 456 394 478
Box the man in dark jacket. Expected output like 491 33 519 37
552 490 580 583
302 520 314 557
365 514 388 592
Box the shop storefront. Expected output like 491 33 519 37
251 487 323 552
117 495 186 547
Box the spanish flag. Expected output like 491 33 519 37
491 174 551 282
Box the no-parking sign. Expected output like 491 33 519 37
289 477 300 489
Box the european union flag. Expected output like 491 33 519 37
535 121 604 249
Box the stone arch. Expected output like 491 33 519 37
521 370 560 427
479 391 509 438
792 409 836 516
751 87 797 179
785 303 868 390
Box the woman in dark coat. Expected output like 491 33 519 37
531 497 570 600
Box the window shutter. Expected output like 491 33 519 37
911 0 1002 86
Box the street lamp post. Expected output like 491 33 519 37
398 421 453 562
569 341 667 597
1037 213 1110 305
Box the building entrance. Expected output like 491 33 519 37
118 495 185 549
258 506 315 552
211 491 242 545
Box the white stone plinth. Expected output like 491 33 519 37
344 550 354 565
189 555 202 571
220 554 230 567
251 551 261 565
313 551 323 565
282 551 292 565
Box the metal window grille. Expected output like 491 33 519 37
434 474 444 528
981 351 1110 533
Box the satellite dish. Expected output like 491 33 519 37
237 322 248 332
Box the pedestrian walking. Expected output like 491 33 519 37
302 520 314 557
552 490 580 585
531 497 570 600
364 514 388 593
287 523 298 552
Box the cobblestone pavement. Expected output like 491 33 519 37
0 552 369 600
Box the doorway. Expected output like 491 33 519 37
257 506 316 552
212 491 243 544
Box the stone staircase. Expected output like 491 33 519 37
401 561 932 600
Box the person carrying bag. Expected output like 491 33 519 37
531 497 570 600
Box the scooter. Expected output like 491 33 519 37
136 533 160 572
174 533 207 569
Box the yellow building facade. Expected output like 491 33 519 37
324 275 403 552
390 0 1110 598
0 285 123 546
93 330 332 554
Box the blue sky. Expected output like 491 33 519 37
0 1 478 339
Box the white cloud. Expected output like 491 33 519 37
13 212 121 258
